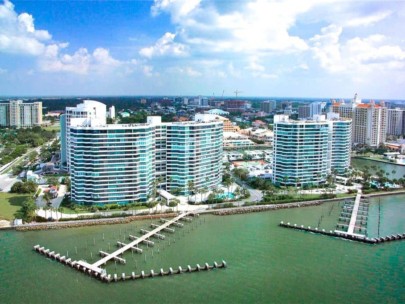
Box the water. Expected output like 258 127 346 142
0 195 404 303
217 192 235 199
351 158 405 180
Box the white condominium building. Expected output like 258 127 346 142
0 100 42 128
272 114 351 186
68 112 223 205
60 100 107 170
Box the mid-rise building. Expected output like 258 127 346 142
387 108 404 136
0 100 42 128
298 105 311 119
310 102 326 117
68 113 223 205
261 100 276 113
108 106 115 119
352 102 387 147
223 100 251 113
272 114 351 186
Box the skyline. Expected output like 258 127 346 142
0 0 405 99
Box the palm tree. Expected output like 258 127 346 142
226 177 235 197
201 186 208 202
187 180 194 202
43 191 52 207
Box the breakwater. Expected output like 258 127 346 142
16 213 178 231
279 222 405 244
33 245 226 283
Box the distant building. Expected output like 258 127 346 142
387 108 404 136
223 100 251 113
0 100 42 128
298 105 311 119
310 102 326 116
352 101 387 147
108 106 115 119
261 100 276 113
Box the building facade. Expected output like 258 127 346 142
261 100 276 113
60 100 107 170
0 100 42 128
328 113 352 174
69 114 223 205
387 108 404 136
272 115 351 186
298 105 311 119
352 102 387 147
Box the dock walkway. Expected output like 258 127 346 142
86 212 190 273
347 190 362 235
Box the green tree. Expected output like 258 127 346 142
17 198 37 222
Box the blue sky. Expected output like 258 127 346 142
0 0 404 99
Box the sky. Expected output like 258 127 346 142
0 0 405 99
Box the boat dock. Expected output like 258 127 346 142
91 212 190 271
279 222 405 244
335 191 369 237
32 212 227 282
346 191 363 236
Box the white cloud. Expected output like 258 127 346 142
151 0 201 21
0 0 51 55
310 24 343 72
0 67 7 74
142 65 154 77
139 32 188 58
345 10 391 27
310 24 405 74
39 44 123 74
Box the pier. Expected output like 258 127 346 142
335 191 369 237
92 212 190 271
32 212 227 283
33 244 226 283
279 222 405 244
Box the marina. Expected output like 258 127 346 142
32 212 228 282
1 195 404 303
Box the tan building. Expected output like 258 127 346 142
0 100 42 128
352 102 387 147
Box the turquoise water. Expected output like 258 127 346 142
217 192 235 199
0 195 404 303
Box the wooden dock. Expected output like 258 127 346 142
279 222 405 244
90 212 191 272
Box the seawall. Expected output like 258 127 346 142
15 213 178 231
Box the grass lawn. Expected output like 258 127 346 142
0 193 30 220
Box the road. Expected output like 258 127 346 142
36 184 67 208
0 173 18 192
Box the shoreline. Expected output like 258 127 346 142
4 190 405 231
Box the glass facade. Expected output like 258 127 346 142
69 119 223 205
273 121 330 186
70 126 155 205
